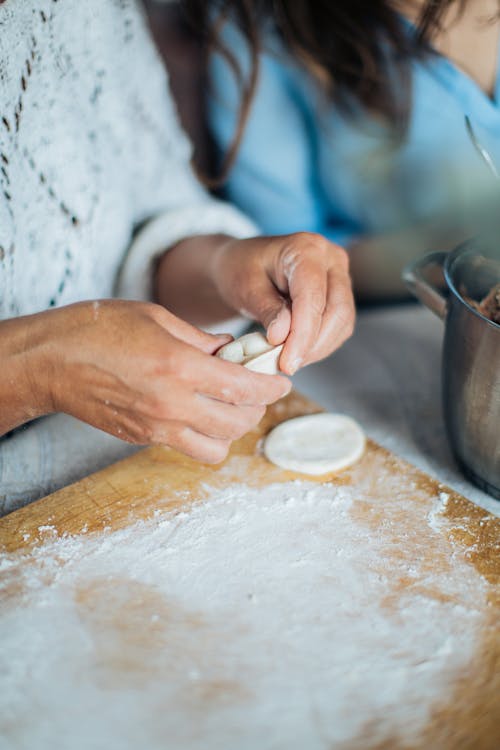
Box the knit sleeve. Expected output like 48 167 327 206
116 199 258 303
113 4 258 304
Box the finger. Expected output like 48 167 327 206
116 390 264 444
237 272 291 345
157 424 232 465
266 303 292 347
139 338 291 409
149 304 232 354
304 267 355 365
192 352 292 406
182 394 266 441
101 408 232 463
279 257 328 375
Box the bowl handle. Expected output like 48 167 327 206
402 252 448 320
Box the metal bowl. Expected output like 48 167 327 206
403 238 500 499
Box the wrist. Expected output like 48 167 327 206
208 235 236 284
209 236 248 311
154 233 240 325
0 312 57 433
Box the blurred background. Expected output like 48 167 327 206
143 0 213 176
142 0 500 304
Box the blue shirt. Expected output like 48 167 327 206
209 22 500 246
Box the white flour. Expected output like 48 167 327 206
0 481 489 750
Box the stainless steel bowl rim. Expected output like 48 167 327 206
443 239 500 331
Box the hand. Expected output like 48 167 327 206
3 300 290 462
211 233 355 374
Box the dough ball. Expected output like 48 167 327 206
238 332 273 357
244 345 283 375
217 332 284 374
217 340 245 363
263 413 366 475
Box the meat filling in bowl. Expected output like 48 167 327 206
464 283 500 325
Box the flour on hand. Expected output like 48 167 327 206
264 413 366 475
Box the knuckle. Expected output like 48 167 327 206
311 233 330 253
154 399 177 422
167 351 191 381
151 386 186 421
208 414 240 440
231 406 264 438
292 231 324 247
113 425 137 445
332 244 350 271
131 421 156 445
259 301 281 323
165 424 202 457
142 301 178 331
226 374 284 408
129 390 173 422
283 234 331 277
301 232 330 257
168 422 189 447
168 425 202 460
139 301 163 321
232 381 253 405
128 391 155 416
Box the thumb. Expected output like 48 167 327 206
155 307 233 354
266 303 292 346
176 324 233 355
246 277 292 345
189 329 233 355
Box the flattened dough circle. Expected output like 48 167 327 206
264 413 366 475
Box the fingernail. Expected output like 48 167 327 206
267 308 289 343
289 357 302 375
217 333 234 344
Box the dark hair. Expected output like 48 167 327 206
183 1 469 179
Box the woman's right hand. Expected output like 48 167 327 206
0 300 291 463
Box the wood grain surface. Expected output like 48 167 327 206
0 392 499 750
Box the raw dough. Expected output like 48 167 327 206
217 332 283 375
244 347 283 374
263 413 366 475
215 339 246 363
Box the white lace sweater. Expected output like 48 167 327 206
0 0 255 317
0 0 255 512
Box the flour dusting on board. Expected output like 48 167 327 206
0 481 490 750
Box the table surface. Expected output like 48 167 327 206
294 302 500 517
0 302 498 518
1 306 499 750
1 393 499 750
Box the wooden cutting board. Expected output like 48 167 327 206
0 392 499 750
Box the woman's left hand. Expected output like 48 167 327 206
211 233 355 374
